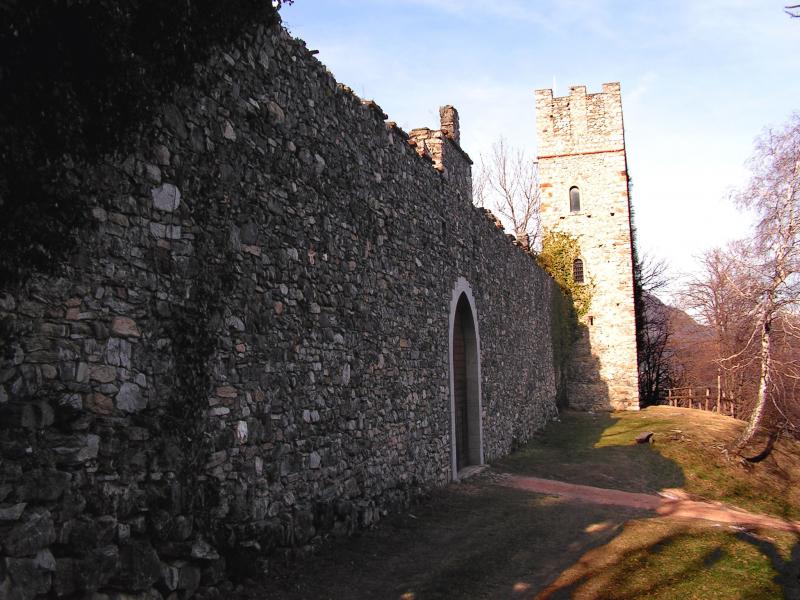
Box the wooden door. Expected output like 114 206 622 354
453 303 469 471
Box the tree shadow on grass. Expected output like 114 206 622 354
755 441 800 522
497 411 800 599
537 522 799 600
735 531 800 600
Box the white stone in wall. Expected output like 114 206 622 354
151 183 181 212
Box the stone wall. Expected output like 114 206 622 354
536 83 640 411
0 16 561 599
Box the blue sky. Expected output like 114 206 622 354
281 1 799 292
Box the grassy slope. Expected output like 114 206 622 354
538 519 796 600
498 406 800 521
500 407 800 600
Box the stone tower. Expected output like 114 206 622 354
535 82 639 410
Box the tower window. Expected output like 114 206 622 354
569 186 581 212
573 258 584 284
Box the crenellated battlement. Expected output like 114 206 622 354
535 82 625 158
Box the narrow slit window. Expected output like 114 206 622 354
573 258 584 284
569 186 581 212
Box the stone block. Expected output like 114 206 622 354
117 383 146 413
32 549 56 572
111 317 141 338
145 163 161 184
58 393 82 410
111 540 161 592
161 563 179 591
267 101 285 125
6 400 55 430
162 104 188 140
69 517 116 554
53 558 76 597
106 338 132 368
177 561 201 593
75 545 119 592
172 517 192 542
3 557 52 599
225 316 245 331
152 184 181 212
234 421 248 444
190 540 219 561
200 557 226 586
153 145 171 166
3 510 55 557
0 504 25 522
90 364 117 383
86 392 114 415
215 386 237 399
52 433 99 466
18 469 71 502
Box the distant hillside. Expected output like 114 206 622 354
644 293 718 390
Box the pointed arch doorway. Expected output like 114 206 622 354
448 277 483 480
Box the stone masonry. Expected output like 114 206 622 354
0 15 562 598
536 83 640 410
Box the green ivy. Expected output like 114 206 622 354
537 229 594 318
548 283 576 408
535 229 591 407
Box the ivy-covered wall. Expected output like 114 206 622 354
0 15 562 598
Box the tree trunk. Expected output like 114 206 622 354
735 303 772 451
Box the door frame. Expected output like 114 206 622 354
447 277 484 481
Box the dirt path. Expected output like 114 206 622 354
249 472 800 599
246 479 651 600
247 409 800 599
499 472 800 533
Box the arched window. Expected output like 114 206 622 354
573 258 584 284
569 186 581 212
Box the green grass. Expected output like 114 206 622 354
611 530 789 600
498 406 800 521
501 407 800 600
543 519 798 600
497 411 685 493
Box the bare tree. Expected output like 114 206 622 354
680 243 759 407
786 4 800 17
472 161 488 208
636 255 679 405
732 114 800 453
639 293 675 404
473 138 540 248
638 254 669 296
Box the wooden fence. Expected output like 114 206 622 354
661 387 738 417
